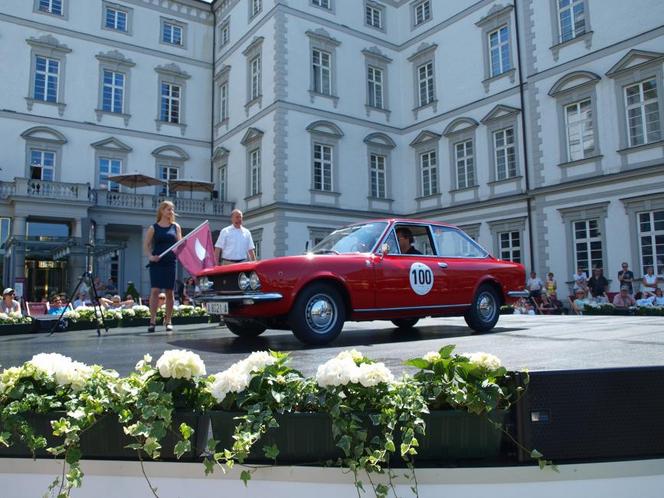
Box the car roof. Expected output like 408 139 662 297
353 218 458 229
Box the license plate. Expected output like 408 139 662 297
205 302 229 315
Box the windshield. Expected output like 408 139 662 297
311 222 387 254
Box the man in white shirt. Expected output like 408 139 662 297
214 209 256 265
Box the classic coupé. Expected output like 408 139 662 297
198 219 528 345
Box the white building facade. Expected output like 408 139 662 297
1 0 663 299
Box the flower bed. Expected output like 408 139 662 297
1 347 542 498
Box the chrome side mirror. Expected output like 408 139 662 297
380 243 390 259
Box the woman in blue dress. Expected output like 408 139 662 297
143 200 182 332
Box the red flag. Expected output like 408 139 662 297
173 222 216 276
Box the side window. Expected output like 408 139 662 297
394 225 435 255
432 226 487 258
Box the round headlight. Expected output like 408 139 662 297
238 272 250 291
198 277 212 291
249 271 261 291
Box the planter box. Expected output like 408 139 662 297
209 411 342 464
119 317 151 328
0 411 209 462
66 319 119 331
171 315 210 325
415 410 506 462
0 323 34 336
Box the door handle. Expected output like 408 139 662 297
438 262 448 268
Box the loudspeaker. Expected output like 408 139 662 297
516 367 664 462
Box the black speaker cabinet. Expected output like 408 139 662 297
516 367 664 462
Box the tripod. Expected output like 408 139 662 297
49 243 109 337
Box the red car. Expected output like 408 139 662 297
198 219 528 345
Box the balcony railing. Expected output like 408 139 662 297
1 179 234 218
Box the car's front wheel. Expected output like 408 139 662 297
223 319 267 338
391 318 419 329
289 282 346 345
464 284 500 333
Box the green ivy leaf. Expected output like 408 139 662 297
404 358 429 369
240 470 252 486
263 443 279 460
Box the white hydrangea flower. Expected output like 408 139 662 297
208 364 252 403
462 352 502 371
356 362 394 387
242 351 277 373
28 353 93 391
335 349 364 362
155 349 206 379
315 356 360 387
422 351 441 363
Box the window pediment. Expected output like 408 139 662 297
241 127 265 145
95 50 135 69
475 3 513 27
408 42 437 62
548 71 601 96
242 36 264 56
91 137 132 152
306 120 344 138
154 63 191 80
606 49 664 78
212 146 229 161
364 132 396 149
26 34 72 55
362 46 392 64
151 145 189 161
409 130 441 147
480 104 521 123
442 117 479 136
305 28 340 47
21 126 67 145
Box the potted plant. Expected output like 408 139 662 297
171 305 210 325
0 312 33 335
119 306 151 328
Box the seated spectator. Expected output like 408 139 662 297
545 272 557 297
73 290 92 308
641 266 659 297
527 271 543 298
181 295 192 306
537 292 561 314
572 268 589 293
1 288 21 315
617 262 634 295
513 297 536 315
653 287 664 306
47 295 69 315
635 291 654 307
613 286 636 309
571 289 591 315
100 294 134 310
157 292 167 309
123 294 136 308
93 276 106 294
105 277 118 294
588 268 609 303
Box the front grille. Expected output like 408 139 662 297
212 274 240 292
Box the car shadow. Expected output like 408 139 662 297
169 325 523 354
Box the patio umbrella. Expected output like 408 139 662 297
168 178 215 198
107 172 165 193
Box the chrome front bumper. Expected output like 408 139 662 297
507 290 530 298
198 292 283 304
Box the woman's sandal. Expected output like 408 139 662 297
147 323 156 333
165 323 173 332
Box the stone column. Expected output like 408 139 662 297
10 216 27 295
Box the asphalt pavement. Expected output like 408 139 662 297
0 315 662 376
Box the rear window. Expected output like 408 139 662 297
432 226 487 258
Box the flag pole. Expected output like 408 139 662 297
157 220 209 259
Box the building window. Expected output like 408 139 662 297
160 83 181 124
418 61 434 107
499 231 521 262
218 164 227 201
219 20 230 47
313 143 333 192
250 55 261 102
220 82 229 122
365 4 382 28
312 48 332 95
420 150 437 197
38 0 63 16
102 70 124 114
455 140 475 189
249 148 261 196
370 153 386 198
104 5 128 32
33 56 59 103
488 26 511 77
573 219 603 272
638 209 664 275
250 0 262 19
30 149 55 181
565 99 594 160
414 0 431 26
162 21 183 46
99 158 122 191
312 0 330 9
494 127 517 180
625 78 661 147
558 0 586 43
159 165 179 196
367 66 383 109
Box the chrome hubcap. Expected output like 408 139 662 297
305 293 337 334
478 293 496 321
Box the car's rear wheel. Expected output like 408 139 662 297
289 282 346 345
464 285 500 333
391 318 420 329
223 319 267 338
